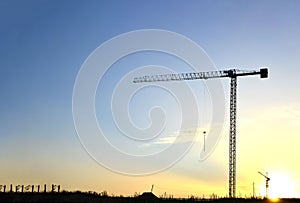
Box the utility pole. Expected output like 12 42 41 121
203 131 206 152
151 184 154 193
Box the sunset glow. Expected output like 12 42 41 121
268 172 298 198
1 0 300 199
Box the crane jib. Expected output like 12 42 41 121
133 68 268 83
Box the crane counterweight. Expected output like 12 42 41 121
260 68 268 78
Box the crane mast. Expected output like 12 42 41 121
133 68 268 198
229 76 237 197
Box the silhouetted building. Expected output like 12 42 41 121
137 192 159 203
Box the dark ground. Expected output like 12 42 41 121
0 192 300 203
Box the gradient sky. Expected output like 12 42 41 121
1 0 300 198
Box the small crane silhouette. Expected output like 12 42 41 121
258 171 270 198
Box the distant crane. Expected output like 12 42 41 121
133 68 268 198
258 171 270 198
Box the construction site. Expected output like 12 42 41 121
1 68 299 202
2 1 300 202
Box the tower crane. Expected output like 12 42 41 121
258 171 270 198
133 68 268 198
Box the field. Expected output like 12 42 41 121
1 192 300 203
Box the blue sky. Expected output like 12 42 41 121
1 0 300 198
